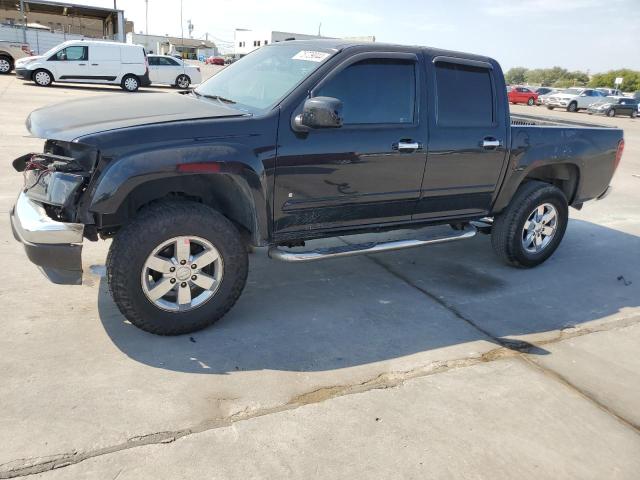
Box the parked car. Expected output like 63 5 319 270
10 40 624 335
534 87 557 104
206 56 225 65
0 41 32 74
148 54 201 88
587 96 638 118
545 88 607 112
14 40 150 91
595 87 623 96
508 86 538 105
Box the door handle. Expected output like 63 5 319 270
78 63 86 66
396 141 422 152
482 138 501 149
91 63 99 66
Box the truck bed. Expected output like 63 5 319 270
510 113 615 129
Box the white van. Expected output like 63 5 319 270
14 40 150 92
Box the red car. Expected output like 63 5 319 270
507 86 539 106
206 56 225 66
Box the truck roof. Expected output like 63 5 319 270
267 39 497 66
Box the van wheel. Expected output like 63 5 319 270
121 74 140 92
567 102 578 112
106 201 249 335
0 55 12 74
176 74 191 89
33 69 53 86
607 109 616 117
527 97 535 106
491 181 568 268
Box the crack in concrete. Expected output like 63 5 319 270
2 255 639 477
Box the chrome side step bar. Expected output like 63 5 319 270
268 224 477 262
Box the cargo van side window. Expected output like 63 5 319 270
49 46 88 62
317 59 416 125
435 61 494 127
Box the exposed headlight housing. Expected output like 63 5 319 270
25 171 84 207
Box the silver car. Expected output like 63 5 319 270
545 88 607 112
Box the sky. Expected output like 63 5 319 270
81 0 640 73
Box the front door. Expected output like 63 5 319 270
273 52 427 234
48 45 89 81
415 57 508 219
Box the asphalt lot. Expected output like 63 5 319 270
1 73 639 479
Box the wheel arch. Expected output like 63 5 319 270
521 162 580 203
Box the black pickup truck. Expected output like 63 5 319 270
10 40 624 335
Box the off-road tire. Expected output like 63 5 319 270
106 201 248 335
491 181 568 268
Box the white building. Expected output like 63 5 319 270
126 32 218 60
234 29 333 55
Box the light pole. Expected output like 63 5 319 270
145 0 149 36
19 0 27 43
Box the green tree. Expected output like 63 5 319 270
589 69 640 92
505 67 527 85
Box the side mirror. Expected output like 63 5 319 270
293 96 343 132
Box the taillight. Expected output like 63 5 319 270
614 139 624 172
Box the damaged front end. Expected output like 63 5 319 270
10 140 99 285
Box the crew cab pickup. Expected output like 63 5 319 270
10 40 625 335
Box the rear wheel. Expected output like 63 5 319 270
176 74 191 89
631 110 637 118
527 97 535 106
0 55 12 74
567 102 578 112
491 181 568 268
106 201 249 335
546 106 554 110
607 109 616 117
121 74 140 92
33 69 52 86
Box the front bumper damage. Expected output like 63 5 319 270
10 192 84 285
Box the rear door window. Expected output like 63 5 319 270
317 59 416 125
435 61 494 127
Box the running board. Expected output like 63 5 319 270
268 224 477 262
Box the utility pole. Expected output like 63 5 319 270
180 0 184 52
317 22 322 36
145 0 149 36
19 0 27 43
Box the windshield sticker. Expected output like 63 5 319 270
292 50 330 62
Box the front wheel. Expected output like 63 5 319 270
33 69 53 86
567 102 578 112
607 109 616 117
546 106 555 110
491 181 568 268
106 201 248 335
121 74 140 92
527 97 535 106
631 110 637 118
176 74 191 89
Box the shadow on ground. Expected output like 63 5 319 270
98 219 639 374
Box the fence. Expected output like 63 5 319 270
0 24 117 55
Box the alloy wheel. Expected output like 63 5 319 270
141 236 224 312
0 58 10 73
521 203 558 254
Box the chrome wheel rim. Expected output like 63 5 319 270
522 203 558 254
177 75 189 88
35 71 50 85
124 77 138 90
141 236 224 312
0 59 10 73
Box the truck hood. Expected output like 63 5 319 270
26 92 247 141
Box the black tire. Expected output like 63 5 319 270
546 106 554 110
567 101 578 112
106 201 249 335
0 54 12 74
527 97 535 106
121 74 140 92
491 181 568 268
33 69 53 86
175 74 190 89
607 109 616 117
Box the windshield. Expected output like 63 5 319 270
194 44 336 112
562 88 584 95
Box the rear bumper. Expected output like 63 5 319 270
10 192 84 285
140 71 151 87
597 185 612 201
15 68 32 80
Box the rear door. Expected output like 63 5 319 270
273 51 427 234
415 56 508 219
87 45 121 81
157 56 182 84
